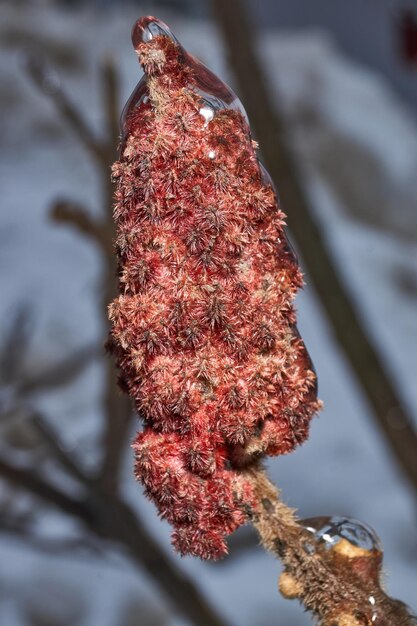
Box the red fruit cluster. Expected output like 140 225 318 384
109 16 321 559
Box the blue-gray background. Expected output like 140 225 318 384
1 1 416 624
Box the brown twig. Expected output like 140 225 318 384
246 468 415 626
210 0 417 495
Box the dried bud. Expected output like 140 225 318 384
109 16 321 559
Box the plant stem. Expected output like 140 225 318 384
246 468 415 625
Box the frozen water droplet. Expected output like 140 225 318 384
260 159 300 269
299 517 416 625
260 162 273 187
368 596 378 624
199 106 215 126
132 16 180 48
276 233 299 266
302 540 316 555
120 75 148 144
301 516 382 553
121 16 182 148
129 15 248 129
192 84 248 124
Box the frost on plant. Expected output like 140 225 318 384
109 16 321 559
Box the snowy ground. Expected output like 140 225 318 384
1 2 416 625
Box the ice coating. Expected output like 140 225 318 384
132 15 181 47
298 516 417 625
120 76 147 143
122 16 248 142
301 515 382 553
110 15 321 559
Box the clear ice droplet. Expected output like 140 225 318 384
123 15 248 140
132 15 180 48
121 16 180 145
301 516 382 553
120 76 148 142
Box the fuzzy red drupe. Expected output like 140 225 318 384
109 16 321 559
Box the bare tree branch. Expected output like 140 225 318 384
0 515 104 560
96 57 134 496
19 343 98 396
24 54 107 165
0 306 33 385
28 54 133 495
50 200 113 255
18 51 229 626
247 468 416 626
102 56 120 167
0 455 232 626
31 413 92 484
0 457 93 523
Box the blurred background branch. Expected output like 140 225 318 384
0 451 232 626
211 0 417 497
25 52 134 496
0 49 232 626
